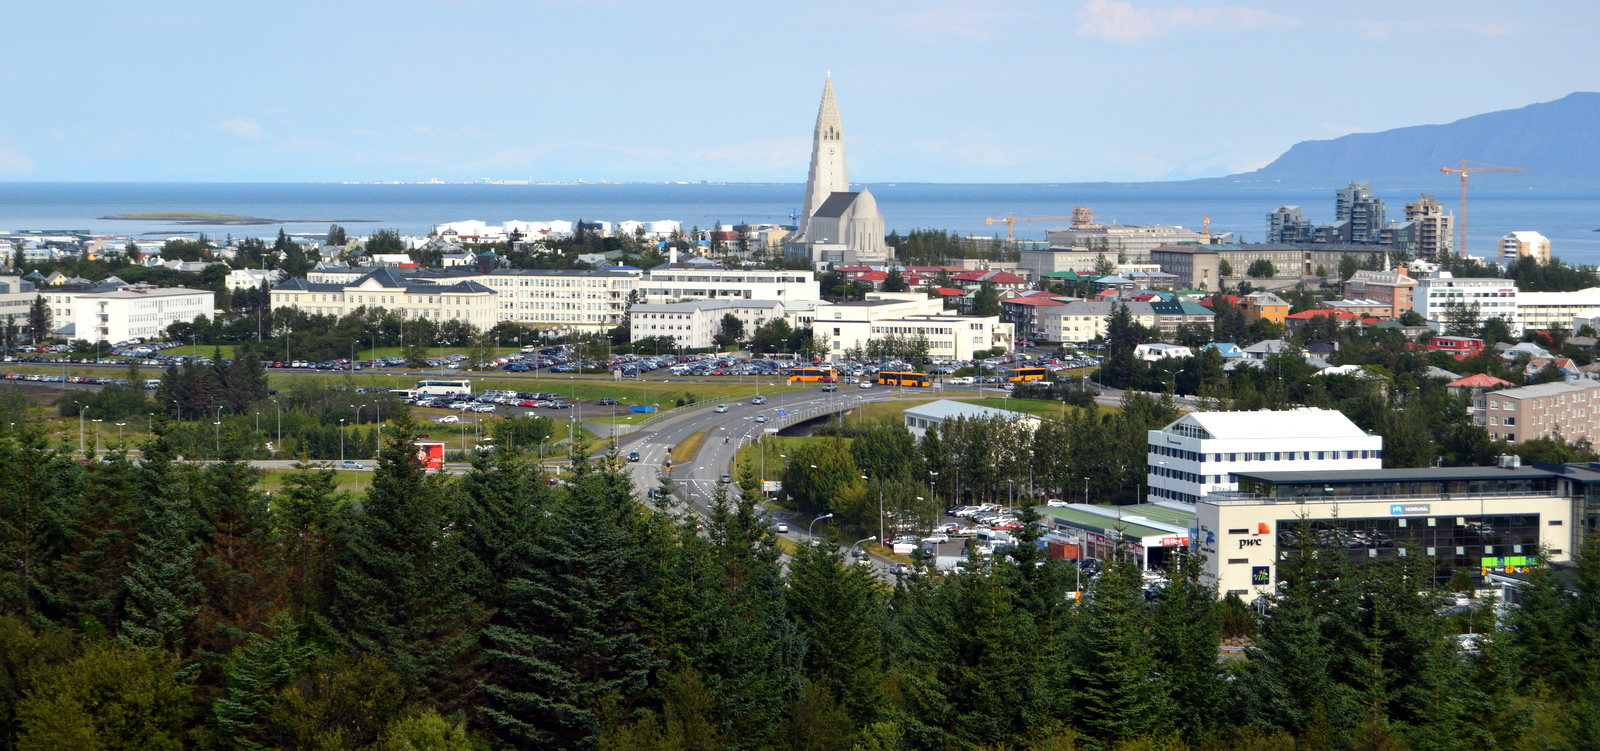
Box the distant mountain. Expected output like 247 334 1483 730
1218 92 1600 189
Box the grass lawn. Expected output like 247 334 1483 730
258 468 372 497
674 431 708 464
733 435 838 481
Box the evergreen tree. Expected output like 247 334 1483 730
0 428 78 621
1151 547 1224 740
785 541 886 725
480 461 659 749
194 430 283 664
207 614 315 751
970 283 1001 317
276 458 346 615
119 425 202 658
1071 551 1174 747
330 411 482 703
882 267 909 293
26 295 50 343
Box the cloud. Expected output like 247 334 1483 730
1076 0 1298 43
895 6 1001 42
0 143 33 174
218 118 268 141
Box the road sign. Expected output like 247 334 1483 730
777 409 787 417
762 480 782 492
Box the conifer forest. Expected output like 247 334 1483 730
2 407 1599 751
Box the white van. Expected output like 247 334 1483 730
143 379 162 389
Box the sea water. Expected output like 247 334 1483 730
1 182 1596 265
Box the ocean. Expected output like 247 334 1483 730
2 182 1597 265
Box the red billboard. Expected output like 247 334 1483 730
412 441 446 469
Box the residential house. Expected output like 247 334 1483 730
1344 268 1418 320
1148 299 1216 335
1238 292 1290 325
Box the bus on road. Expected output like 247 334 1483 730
788 367 837 383
414 379 473 396
1007 367 1049 382
877 371 931 387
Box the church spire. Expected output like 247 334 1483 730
799 76 849 240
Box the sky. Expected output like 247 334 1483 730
1 0 1596 184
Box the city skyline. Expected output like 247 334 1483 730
2 0 1596 183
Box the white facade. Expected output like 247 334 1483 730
1500 231 1551 263
0 275 37 333
1146 408 1383 505
902 399 1040 441
1133 343 1193 362
640 265 819 305
812 293 1013 361
1413 273 1520 330
629 299 786 349
225 268 285 290
60 285 215 344
1517 287 1600 332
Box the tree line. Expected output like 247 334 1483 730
4 409 1599 750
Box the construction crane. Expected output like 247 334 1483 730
1440 160 1526 257
984 213 1074 243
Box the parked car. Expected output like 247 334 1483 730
599 397 619 406
436 415 460 424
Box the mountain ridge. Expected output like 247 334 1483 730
1210 92 1600 189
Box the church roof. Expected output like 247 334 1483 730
813 191 862 219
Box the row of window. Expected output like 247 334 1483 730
1148 444 1382 462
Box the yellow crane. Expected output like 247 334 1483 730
983 214 1074 243
1440 160 1526 257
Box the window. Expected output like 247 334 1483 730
1227 558 1249 565
1227 528 1249 535
1505 417 1516 426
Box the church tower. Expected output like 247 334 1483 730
798 76 849 241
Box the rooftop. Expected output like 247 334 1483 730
1160 407 1372 441
902 399 1038 423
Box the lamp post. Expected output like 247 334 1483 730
272 400 282 457
116 422 125 445
91 418 102 458
352 405 366 459
1083 476 1090 505
862 473 884 545
851 536 877 558
809 512 834 541
929 471 939 530
215 405 224 454
78 406 88 457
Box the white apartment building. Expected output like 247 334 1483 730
225 268 285 290
1412 273 1520 330
1517 287 1600 333
629 300 786 349
1500 231 1551 263
280 266 642 334
812 293 1013 361
1146 408 1383 505
1035 301 1158 344
0 275 38 334
49 283 215 344
639 261 819 305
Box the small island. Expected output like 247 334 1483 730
100 212 374 225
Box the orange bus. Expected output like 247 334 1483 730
1007 367 1049 383
788 367 837 383
877 371 931 387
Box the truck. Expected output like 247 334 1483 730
412 441 446 470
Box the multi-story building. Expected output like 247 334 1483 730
1197 463 1576 597
0 275 38 336
1412 273 1520 330
225 268 285 290
1043 218 1216 264
1145 408 1383 506
1335 181 1387 244
1035 300 1158 344
1150 243 1387 287
628 299 786 349
45 281 215 344
1501 231 1552 263
1148 299 1216 334
1474 380 1600 443
1266 206 1316 244
1238 291 1289 325
1402 194 1454 259
1344 268 1418 319
272 268 497 328
999 296 1065 339
1517 288 1600 332
638 260 819 305
279 266 641 334
811 293 1012 360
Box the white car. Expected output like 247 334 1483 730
949 376 976 385
436 415 460 424
715 404 729 413
859 382 873 389
922 533 949 544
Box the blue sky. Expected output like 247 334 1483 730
2 0 1595 183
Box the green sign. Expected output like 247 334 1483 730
1480 556 1536 568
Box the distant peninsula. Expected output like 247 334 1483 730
1208 92 1600 190
100 212 376 225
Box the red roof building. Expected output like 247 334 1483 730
1197 294 1242 309
1427 336 1485 360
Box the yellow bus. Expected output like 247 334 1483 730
877 371 931 387
788 367 838 383
1007 367 1050 383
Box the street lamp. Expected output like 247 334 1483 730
851 536 877 557
1083 476 1090 505
340 418 347 464
115 422 125 445
215 405 225 454
78 405 89 457
272 400 282 457
862 473 885 545
91 418 102 458
808 512 834 541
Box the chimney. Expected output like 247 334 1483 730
1396 266 1409 276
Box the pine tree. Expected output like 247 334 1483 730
1151 547 1224 740
194 429 283 664
785 541 886 724
208 614 314 751
1071 551 1174 748
119 423 202 658
452 450 552 616
0 428 78 621
329 410 482 703
26 295 50 343
276 458 346 614
480 461 659 748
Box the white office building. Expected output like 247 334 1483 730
48 282 215 344
0 275 38 335
1413 273 1520 330
225 268 286 290
629 299 786 349
812 293 1014 361
639 261 820 305
1146 408 1384 505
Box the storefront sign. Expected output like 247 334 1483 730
1251 566 1272 586
1389 503 1431 515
